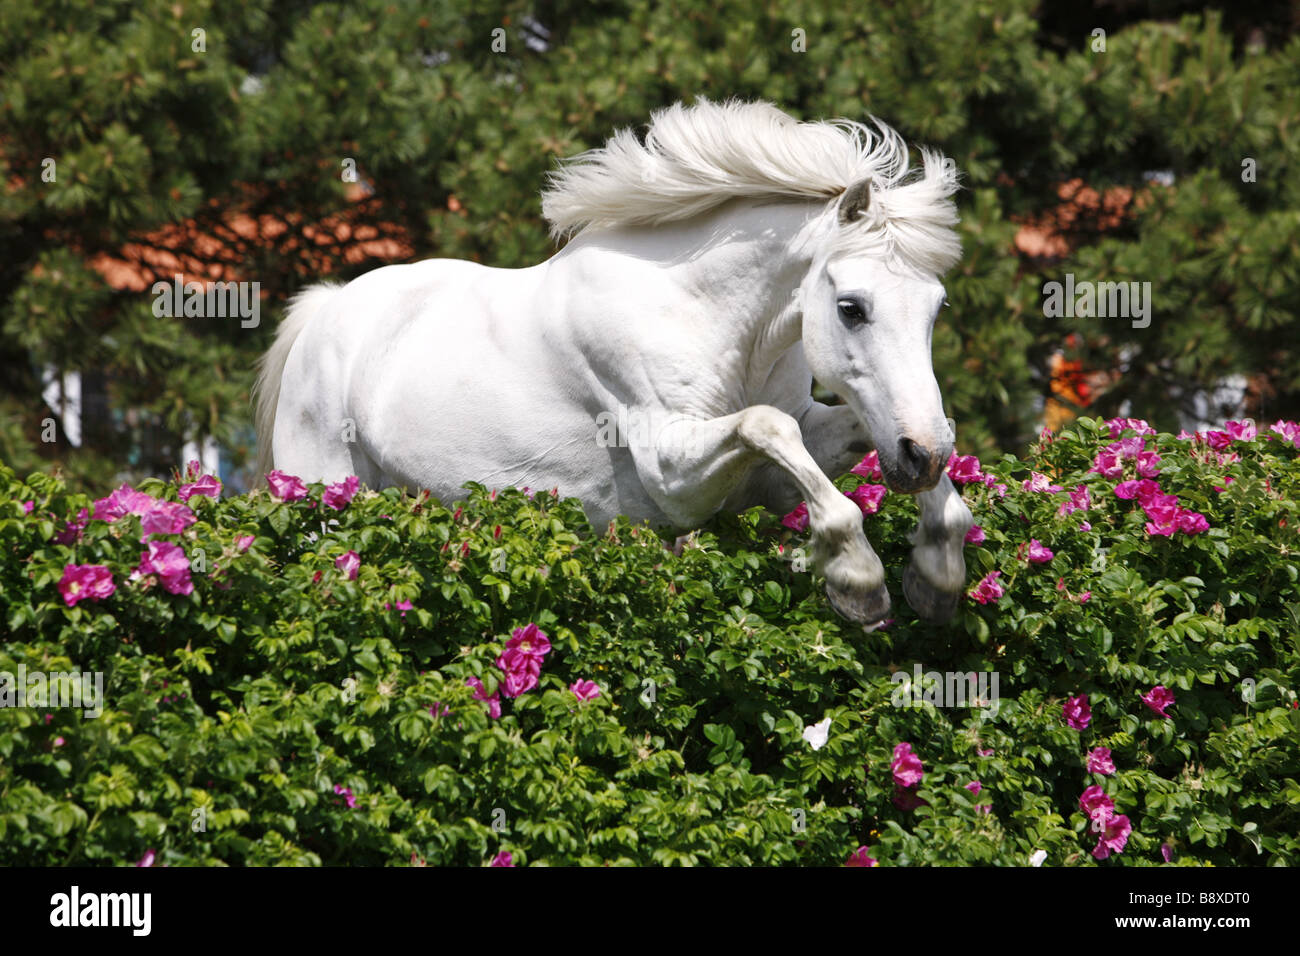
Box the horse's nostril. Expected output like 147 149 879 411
898 437 931 477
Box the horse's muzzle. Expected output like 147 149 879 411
883 437 948 492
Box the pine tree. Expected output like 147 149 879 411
1 1 1295 491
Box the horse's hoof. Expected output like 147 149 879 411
825 580 891 626
903 563 961 624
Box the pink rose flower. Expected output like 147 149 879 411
136 541 194 595
490 851 515 867
1089 447 1124 479
964 524 985 545
947 453 984 485
335 550 360 580
92 484 156 522
139 500 196 539
781 502 809 532
968 570 1003 605
891 742 924 789
90 483 196 540
1224 420 1256 441
1087 747 1115 775
505 623 551 661
382 598 413 621
266 470 308 502
965 780 982 795
178 473 222 502
494 625 551 699
1114 478 1161 503
333 784 357 809
570 679 601 701
1140 491 1178 517
236 534 255 552
1268 420 1300 448
1105 417 1156 438
1023 472 1063 493
1114 436 1145 458
466 677 502 719
1134 449 1162 478
845 846 878 867
58 564 116 607
1079 784 1114 826
499 668 538 699
845 483 887 515
1137 482 1170 506
1091 436 1156 480
1023 539 1054 563
1141 492 1182 537
53 507 90 545
1063 694 1091 730
1071 484 1092 510
1058 484 1092 516
1092 814 1132 860
1113 480 1140 500
1142 685 1175 718
323 475 360 510
850 451 882 480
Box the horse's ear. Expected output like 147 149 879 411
838 179 872 225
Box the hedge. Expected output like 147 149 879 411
1 416 1298 866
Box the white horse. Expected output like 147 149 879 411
254 99 974 626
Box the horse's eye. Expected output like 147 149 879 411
837 299 867 325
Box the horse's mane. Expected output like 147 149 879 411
540 98 962 276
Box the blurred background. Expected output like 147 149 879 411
2 0 1297 494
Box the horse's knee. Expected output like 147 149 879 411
737 405 802 453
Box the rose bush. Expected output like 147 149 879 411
0 417 1297 866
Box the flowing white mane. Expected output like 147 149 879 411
541 99 962 275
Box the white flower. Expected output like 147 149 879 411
1029 849 1047 867
802 716 833 751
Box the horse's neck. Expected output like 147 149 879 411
686 200 825 383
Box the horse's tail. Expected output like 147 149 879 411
252 284 341 477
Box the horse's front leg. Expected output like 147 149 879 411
902 474 973 623
728 402 871 513
642 405 889 626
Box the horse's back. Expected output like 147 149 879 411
278 255 654 520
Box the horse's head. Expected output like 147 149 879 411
799 175 958 494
